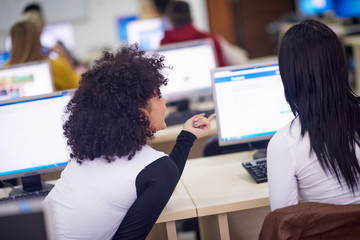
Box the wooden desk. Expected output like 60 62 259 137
181 151 270 240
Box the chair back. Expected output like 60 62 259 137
259 202 360 240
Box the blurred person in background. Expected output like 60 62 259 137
6 21 80 91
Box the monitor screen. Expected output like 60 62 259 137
0 61 54 101
333 0 360 18
155 39 218 103
211 62 294 146
6 22 76 52
126 18 164 50
297 0 334 16
0 51 10 68
0 90 72 190
116 15 138 42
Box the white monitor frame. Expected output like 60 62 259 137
211 61 294 146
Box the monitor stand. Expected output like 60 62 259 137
9 175 54 197
250 140 269 160
253 148 267 159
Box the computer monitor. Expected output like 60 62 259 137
0 51 10 68
0 90 73 195
211 62 294 147
0 61 54 101
6 22 76 52
126 18 165 50
0 199 56 239
296 0 334 16
116 15 138 43
155 39 218 106
333 0 360 19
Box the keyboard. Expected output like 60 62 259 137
165 109 215 126
242 158 267 183
0 188 52 204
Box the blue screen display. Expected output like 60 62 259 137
298 0 334 15
334 0 360 18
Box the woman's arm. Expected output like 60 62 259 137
112 157 179 240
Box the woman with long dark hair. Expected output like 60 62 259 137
267 19 360 210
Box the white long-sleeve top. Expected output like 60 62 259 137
267 117 360 211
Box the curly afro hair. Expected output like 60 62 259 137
63 45 168 163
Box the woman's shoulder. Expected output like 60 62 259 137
269 118 301 146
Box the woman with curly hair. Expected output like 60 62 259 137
44 45 215 239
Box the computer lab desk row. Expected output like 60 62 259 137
0 151 269 240
147 150 271 240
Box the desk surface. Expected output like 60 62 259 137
181 151 269 217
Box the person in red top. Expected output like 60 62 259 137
160 1 226 67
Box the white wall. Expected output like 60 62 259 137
0 0 209 62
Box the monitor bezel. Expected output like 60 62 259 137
211 60 288 147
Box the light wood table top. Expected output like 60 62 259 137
181 151 269 217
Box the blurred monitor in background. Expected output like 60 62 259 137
126 18 165 50
0 51 10 68
116 15 138 43
0 61 53 101
333 0 360 22
6 22 76 54
155 39 217 110
296 0 334 17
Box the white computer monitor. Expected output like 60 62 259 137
0 61 54 101
0 90 73 193
155 39 218 103
6 22 76 52
211 61 294 146
126 18 165 50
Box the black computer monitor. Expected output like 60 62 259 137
296 0 334 17
211 62 294 148
0 90 73 196
155 39 218 110
0 61 54 101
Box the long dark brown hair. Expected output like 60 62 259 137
279 19 360 192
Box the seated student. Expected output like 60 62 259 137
7 21 80 91
44 45 215 240
160 0 227 67
267 19 360 211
